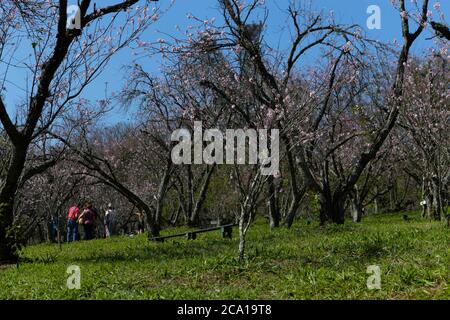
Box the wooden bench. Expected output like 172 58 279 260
149 223 236 242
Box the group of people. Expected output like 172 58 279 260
66 202 117 243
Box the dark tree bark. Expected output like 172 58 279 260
188 164 216 227
267 175 280 228
155 159 173 228
319 191 346 225
350 191 364 223
0 144 28 262
430 22 450 40
283 135 306 228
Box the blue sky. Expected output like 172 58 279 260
1 0 447 125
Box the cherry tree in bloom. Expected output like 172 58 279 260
399 52 449 220
0 0 165 262
280 0 435 225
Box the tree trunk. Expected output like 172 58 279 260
424 177 434 219
0 201 16 263
319 192 346 225
389 179 396 212
238 204 251 261
188 164 216 227
186 165 194 224
169 206 181 226
282 134 305 228
426 194 432 219
351 199 364 223
284 194 301 228
0 145 28 263
238 215 246 261
135 204 159 238
267 175 280 229
421 177 427 218
155 160 172 228
146 212 160 238
430 177 443 220
351 186 363 223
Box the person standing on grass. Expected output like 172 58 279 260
78 203 96 240
104 203 117 238
66 204 80 243
136 211 145 234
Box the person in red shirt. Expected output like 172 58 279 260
67 204 80 243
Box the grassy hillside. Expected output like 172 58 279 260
0 212 448 299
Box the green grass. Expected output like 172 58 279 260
0 212 448 299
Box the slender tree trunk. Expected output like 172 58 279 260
351 199 364 223
188 164 216 227
238 203 253 261
238 211 246 261
421 176 427 218
169 206 181 226
267 175 280 228
185 165 194 224
46 220 51 243
282 135 305 228
155 160 172 228
389 179 396 212
319 193 327 226
351 186 363 222
425 178 433 219
431 177 442 220
284 193 302 228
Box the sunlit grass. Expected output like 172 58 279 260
0 212 448 299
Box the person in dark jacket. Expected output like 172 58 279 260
78 203 96 240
